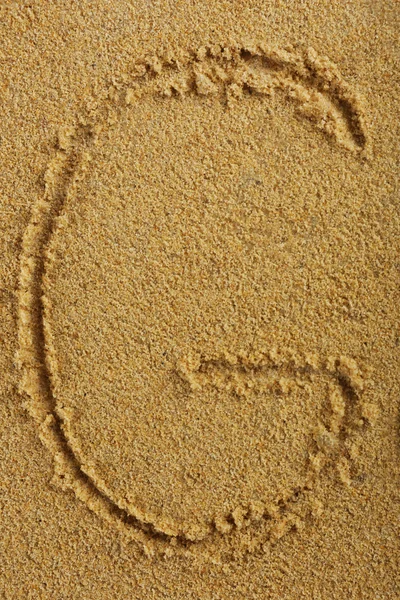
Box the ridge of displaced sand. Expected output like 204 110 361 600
17 43 375 560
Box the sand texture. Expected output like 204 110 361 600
1 2 400 598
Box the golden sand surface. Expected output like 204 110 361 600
1 2 400 598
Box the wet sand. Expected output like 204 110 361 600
1 2 399 598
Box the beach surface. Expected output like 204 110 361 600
1 2 399 598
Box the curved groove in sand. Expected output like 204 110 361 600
17 43 372 556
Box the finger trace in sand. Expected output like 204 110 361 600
17 43 374 560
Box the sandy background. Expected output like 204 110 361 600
1 1 399 598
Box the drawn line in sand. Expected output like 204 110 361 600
17 43 375 560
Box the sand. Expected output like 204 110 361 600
1 2 399 598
